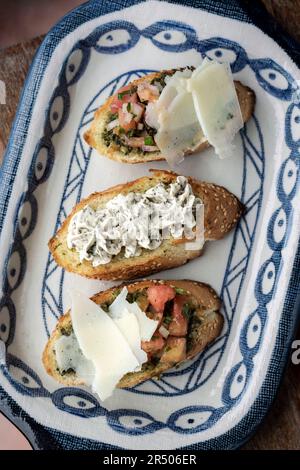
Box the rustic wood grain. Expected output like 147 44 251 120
0 1 299 450
262 0 300 43
0 35 44 163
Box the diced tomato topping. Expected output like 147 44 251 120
110 85 137 113
160 337 186 364
141 332 165 354
168 295 189 336
118 108 136 131
147 285 175 312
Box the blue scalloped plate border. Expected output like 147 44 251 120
0 0 300 450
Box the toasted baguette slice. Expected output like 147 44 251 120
49 170 243 280
43 279 223 389
84 70 255 164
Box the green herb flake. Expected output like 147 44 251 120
182 303 194 319
174 287 186 295
108 112 118 122
118 89 131 100
126 291 139 304
127 129 135 138
163 315 172 326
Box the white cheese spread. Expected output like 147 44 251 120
67 176 201 267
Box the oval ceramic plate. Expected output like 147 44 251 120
0 0 300 450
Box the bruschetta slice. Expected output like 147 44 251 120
84 64 255 164
48 170 243 281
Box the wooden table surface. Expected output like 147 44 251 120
0 2 299 451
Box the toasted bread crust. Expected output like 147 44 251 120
42 279 223 389
84 70 256 164
48 170 243 280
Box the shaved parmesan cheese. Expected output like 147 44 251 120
146 69 204 167
54 288 158 401
146 69 203 166
113 308 147 366
109 287 128 318
154 91 204 165
188 59 243 159
70 290 139 401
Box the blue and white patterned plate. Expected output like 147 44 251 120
0 0 300 450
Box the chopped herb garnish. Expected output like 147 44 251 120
144 121 157 137
127 102 132 112
121 145 132 155
182 303 194 319
187 315 202 353
108 112 118 122
60 325 73 337
127 129 135 138
118 89 131 100
126 291 140 303
144 135 154 146
100 302 109 312
174 287 186 295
